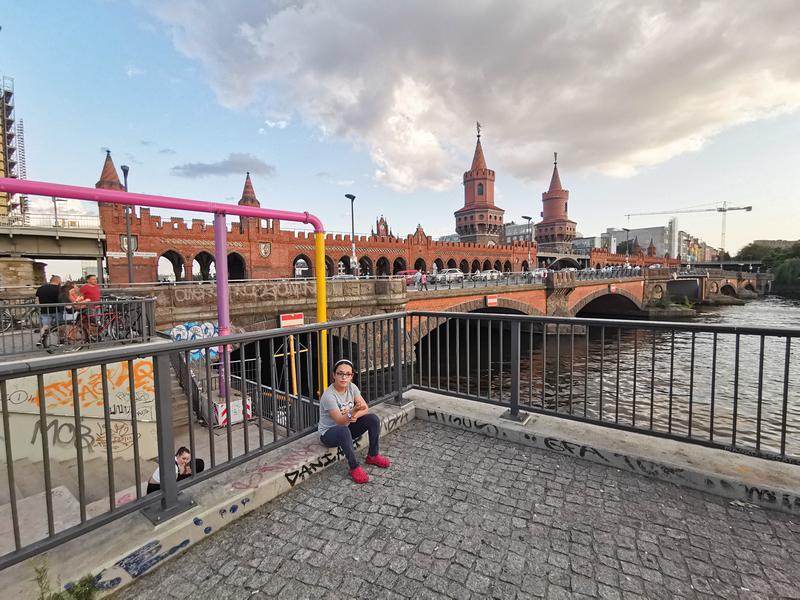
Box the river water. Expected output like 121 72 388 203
418 294 800 460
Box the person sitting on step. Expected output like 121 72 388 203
318 359 390 483
146 446 205 494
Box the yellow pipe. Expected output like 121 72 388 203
314 232 329 392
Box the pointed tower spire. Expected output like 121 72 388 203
95 150 124 190
548 151 563 192
471 124 487 171
238 172 260 207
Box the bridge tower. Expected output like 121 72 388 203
534 153 577 253
454 123 504 245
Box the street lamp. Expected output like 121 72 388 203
521 215 533 271
345 193 358 277
121 164 134 283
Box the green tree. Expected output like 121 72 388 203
736 243 773 260
774 258 800 287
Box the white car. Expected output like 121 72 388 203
532 268 549 278
436 268 464 283
473 269 502 281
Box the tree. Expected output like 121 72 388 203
736 243 773 261
774 258 800 287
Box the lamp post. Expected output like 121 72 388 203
51 197 65 228
121 165 134 283
345 193 358 276
521 215 533 271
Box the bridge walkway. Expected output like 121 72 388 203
114 419 800 600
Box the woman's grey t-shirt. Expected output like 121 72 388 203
318 383 360 436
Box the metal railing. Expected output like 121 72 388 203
0 312 405 568
0 213 101 229
407 311 800 464
2 309 797 569
0 296 156 357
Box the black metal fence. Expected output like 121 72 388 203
0 296 156 357
1 309 797 570
0 312 405 569
407 311 800 463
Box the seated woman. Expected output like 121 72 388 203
146 447 205 494
318 359 391 484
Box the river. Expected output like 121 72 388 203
416 294 800 460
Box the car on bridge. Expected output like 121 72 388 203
472 269 502 281
396 270 419 285
435 268 465 284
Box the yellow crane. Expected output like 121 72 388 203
625 201 752 259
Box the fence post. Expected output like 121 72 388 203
390 316 409 406
501 319 530 423
142 352 194 524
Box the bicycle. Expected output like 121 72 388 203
1 305 41 333
41 316 88 354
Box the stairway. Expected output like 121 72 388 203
169 363 191 429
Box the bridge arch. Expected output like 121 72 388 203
459 259 469 273
571 288 644 317
433 258 444 272
158 250 184 282
493 260 502 271
358 256 373 277
444 298 543 316
471 259 481 273
192 251 215 281
228 252 247 280
550 257 581 270
376 257 390 276
720 284 738 297
414 258 426 272
743 283 756 292
293 254 312 278
447 258 457 269
325 256 336 277
503 260 512 272
393 257 407 274
482 259 491 271
521 260 530 272
337 255 353 274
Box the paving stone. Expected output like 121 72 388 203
112 421 800 600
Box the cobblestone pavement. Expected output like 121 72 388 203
114 420 800 599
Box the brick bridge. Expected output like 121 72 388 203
124 269 767 333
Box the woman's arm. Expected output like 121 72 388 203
350 394 369 421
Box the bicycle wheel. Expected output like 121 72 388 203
0 309 12 333
111 315 134 342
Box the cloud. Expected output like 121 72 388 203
316 171 356 186
159 148 177 155
151 1 800 190
171 152 276 178
125 64 145 78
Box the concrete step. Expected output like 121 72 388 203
0 486 81 556
9 458 46 500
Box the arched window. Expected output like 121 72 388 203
477 183 484 196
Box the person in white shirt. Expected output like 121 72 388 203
146 446 205 494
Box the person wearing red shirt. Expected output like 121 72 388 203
79 274 101 302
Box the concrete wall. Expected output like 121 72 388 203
1 358 157 462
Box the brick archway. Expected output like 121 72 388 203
569 287 643 316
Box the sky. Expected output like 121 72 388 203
2 1 800 278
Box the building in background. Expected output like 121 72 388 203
571 236 604 254
534 154 577 253
602 219 678 258
455 125 504 245
752 239 798 250
502 221 532 244
0 76 21 218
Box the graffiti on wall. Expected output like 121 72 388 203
4 358 155 420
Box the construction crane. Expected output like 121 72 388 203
625 201 752 259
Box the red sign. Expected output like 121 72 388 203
485 295 498 307
279 313 304 328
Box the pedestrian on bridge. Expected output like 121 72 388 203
414 269 422 291
421 270 428 291
318 359 391 484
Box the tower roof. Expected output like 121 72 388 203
548 152 563 192
471 139 487 171
238 172 260 207
95 151 124 191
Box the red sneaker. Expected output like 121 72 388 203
350 466 369 484
365 454 391 468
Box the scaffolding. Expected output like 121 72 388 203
0 76 19 218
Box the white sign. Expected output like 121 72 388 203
280 313 304 328
107 251 158 258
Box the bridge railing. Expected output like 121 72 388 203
0 213 101 229
408 311 800 466
0 296 156 357
0 311 406 569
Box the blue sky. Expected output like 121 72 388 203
3 1 800 278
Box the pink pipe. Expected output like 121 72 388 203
0 178 325 232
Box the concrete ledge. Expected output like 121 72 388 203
408 390 800 515
0 402 414 598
